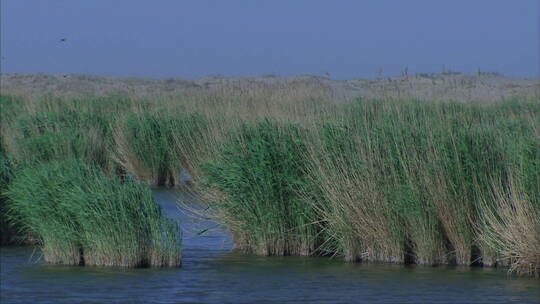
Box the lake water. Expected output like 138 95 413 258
1 189 539 304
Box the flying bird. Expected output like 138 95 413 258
60 38 66 42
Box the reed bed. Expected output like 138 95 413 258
0 92 538 276
4 159 181 267
112 112 212 186
0 152 17 245
203 120 322 256
477 175 540 277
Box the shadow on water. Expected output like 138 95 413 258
1 189 539 304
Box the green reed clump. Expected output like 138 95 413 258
0 152 17 245
203 119 320 256
7 110 112 167
5 159 181 267
114 112 209 186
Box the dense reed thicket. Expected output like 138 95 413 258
0 93 538 276
203 119 322 256
113 112 211 186
4 159 181 267
308 101 539 269
0 152 17 245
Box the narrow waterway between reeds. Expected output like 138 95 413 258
1 189 538 304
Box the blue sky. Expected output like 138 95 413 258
1 0 538 79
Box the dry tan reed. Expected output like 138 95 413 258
478 176 540 277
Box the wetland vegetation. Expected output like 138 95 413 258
0 89 538 277
4 159 181 267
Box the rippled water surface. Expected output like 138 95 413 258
1 189 539 304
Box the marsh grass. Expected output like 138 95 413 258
5 160 181 267
301 100 539 270
2 109 112 169
202 120 321 256
0 152 18 245
113 112 211 186
477 175 540 277
1 92 539 276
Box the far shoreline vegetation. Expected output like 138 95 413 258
0 74 538 277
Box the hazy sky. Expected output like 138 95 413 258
1 0 539 79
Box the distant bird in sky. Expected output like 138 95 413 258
60 38 66 42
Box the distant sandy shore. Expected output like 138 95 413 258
1 73 538 101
